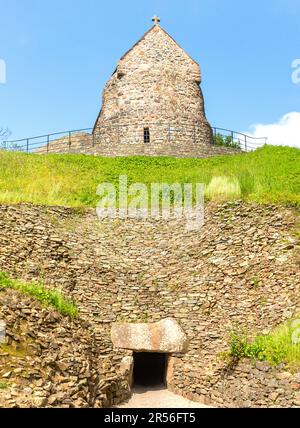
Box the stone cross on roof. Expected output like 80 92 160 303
152 15 161 26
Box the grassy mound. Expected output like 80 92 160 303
0 145 299 207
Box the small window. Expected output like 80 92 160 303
144 127 150 144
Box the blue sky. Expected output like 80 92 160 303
0 0 300 142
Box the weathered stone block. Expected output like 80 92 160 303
111 318 188 353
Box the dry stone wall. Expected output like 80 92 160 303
0 203 300 407
0 289 130 408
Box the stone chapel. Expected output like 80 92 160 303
37 17 240 157
92 16 214 157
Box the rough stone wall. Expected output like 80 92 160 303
35 133 93 155
92 24 214 156
35 131 240 158
0 289 130 408
170 359 300 408
0 203 300 407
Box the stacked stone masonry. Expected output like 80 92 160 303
35 131 240 158
93 24 213 151
0 203 300 407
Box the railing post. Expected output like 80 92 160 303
213 127 217 145
245 135 247 152
68 131 71 151
92 131 95 147
47 135 50 153
231 130 234 145
26 139 29 153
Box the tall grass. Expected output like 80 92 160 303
205 176 241 200
0 272 78 318
0 145 299 207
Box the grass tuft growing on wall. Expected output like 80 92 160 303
0 383 8 390
0 272 78 318
227 319 300 371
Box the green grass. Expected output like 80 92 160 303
0 272 78 318
0 383 8 390
0 145 299 207
227 320 300 371
205 176 242 201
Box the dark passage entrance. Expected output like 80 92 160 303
133 352 167 387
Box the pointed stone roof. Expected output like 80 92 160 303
119 23 199 67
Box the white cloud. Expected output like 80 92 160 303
246 112 300 149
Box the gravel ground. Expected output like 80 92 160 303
117 387 210 408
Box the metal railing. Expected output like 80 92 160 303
1 128 93 153
211 127 268 152
1 124 268 153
